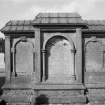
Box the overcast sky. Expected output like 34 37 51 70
0 0 105 38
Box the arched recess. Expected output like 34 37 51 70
42 35 76 83
12 37 34 76
85 38 105 72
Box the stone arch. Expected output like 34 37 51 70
85 37 102 51
42 35 76 83
45 35 75 56
85 38 104 72
12 37 34 76
14 37 34 49
43 34 75 51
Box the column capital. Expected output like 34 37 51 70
71 49 76 54
11 47 16 53
41 49 47 53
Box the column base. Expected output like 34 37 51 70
72 75 76 80
11 72 17 77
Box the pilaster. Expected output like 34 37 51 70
5 35 11 80
34 28 41 83
76 28 83 83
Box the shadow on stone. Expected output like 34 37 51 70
0 89 3 96
0 77 5 88
35 94 49 105
0 100 7 105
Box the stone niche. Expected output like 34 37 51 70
16 41 33 75
85 37 105 83
45 35 74 83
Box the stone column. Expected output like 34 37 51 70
5 36 11 80
32 49 36 83
76 28 82 83
33 50 35 72
34 28 41 83
71 49 76 80
41 49 46 82
12 47 17 77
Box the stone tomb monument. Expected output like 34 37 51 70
1 13 105 105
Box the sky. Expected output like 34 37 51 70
0 0 105 38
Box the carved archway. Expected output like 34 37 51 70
43 34 75 50
12 37 34 76
85 37 105 72
42 35 76 83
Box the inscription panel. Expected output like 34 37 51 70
16 42 33 75
45 36 74 83
85 37 105 83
